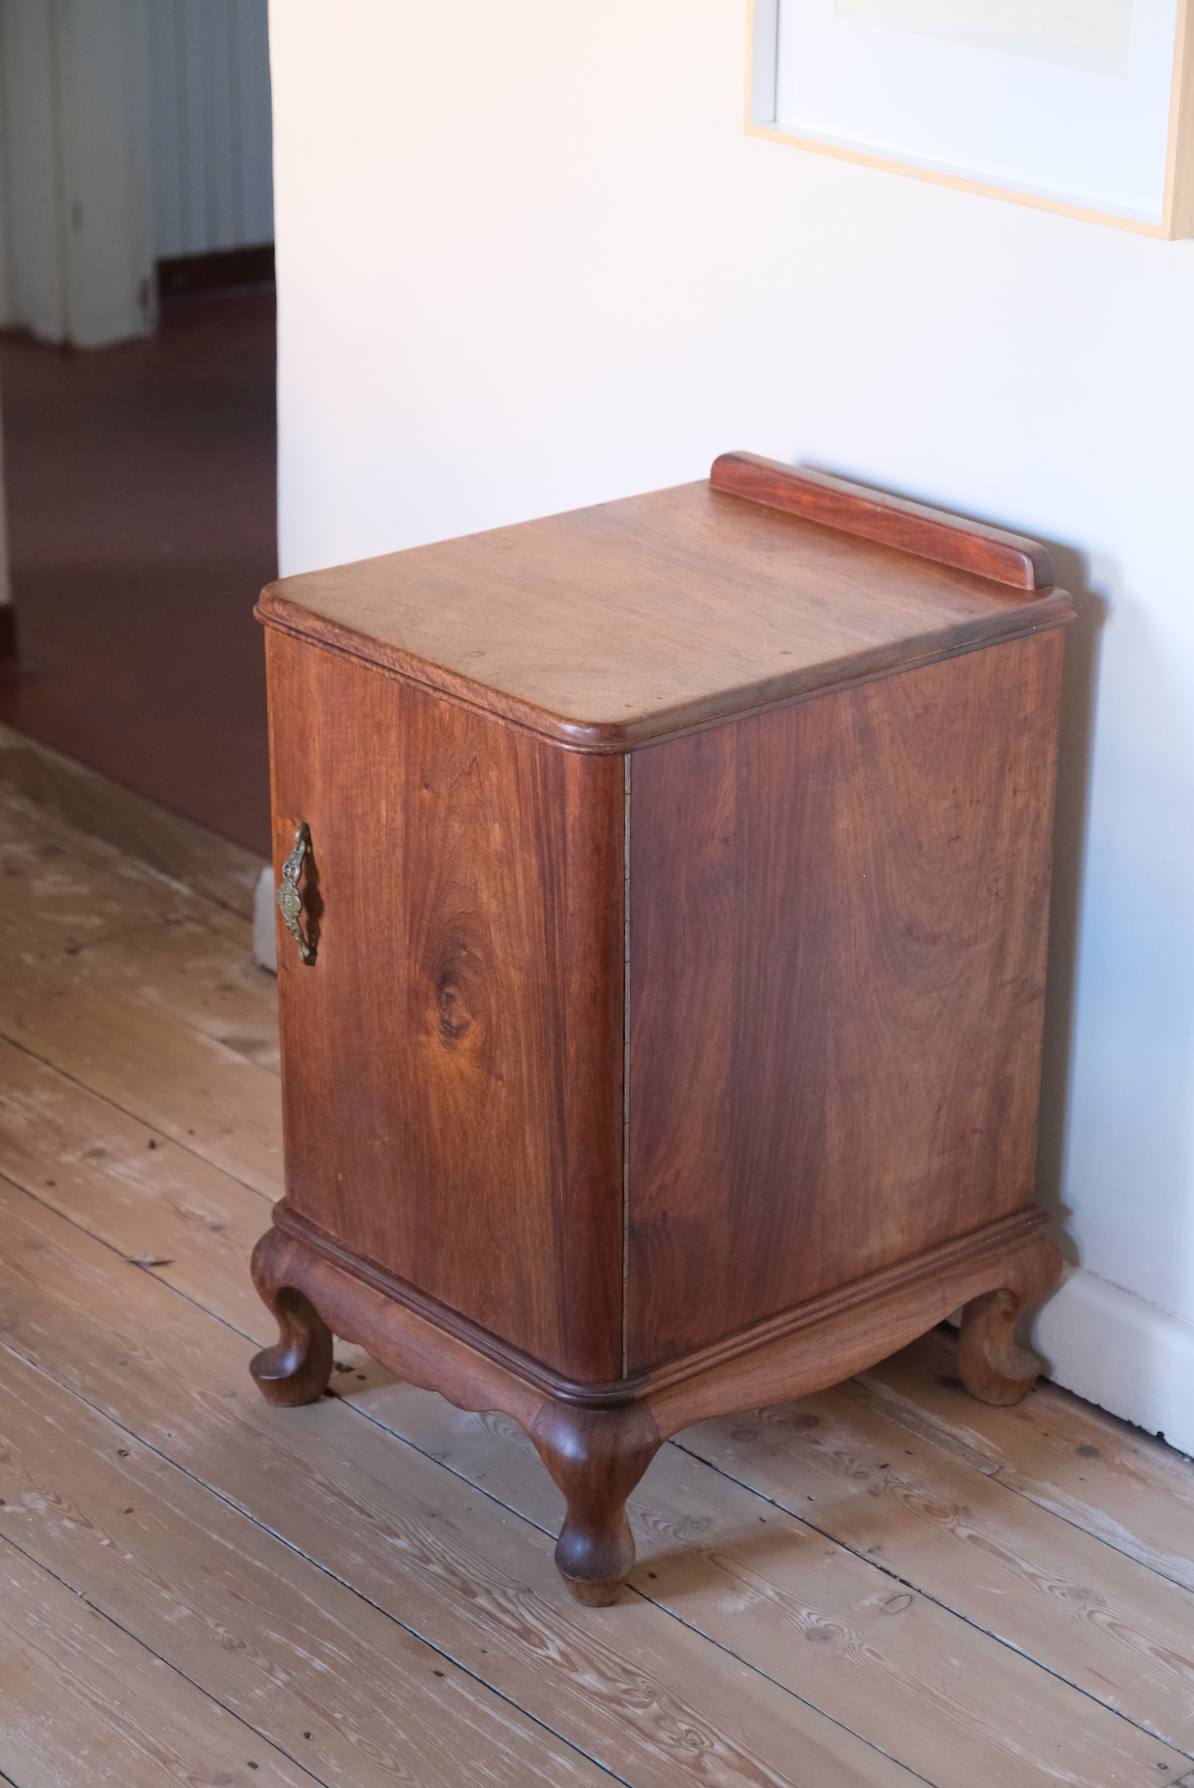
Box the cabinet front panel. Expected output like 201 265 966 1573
266 631 625 1382
627 630 1064 1372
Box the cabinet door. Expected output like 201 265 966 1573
627 630 1064 1373
266 628 625 1382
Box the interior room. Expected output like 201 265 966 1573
2 3 1193 1784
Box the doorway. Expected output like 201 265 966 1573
0 0 276 857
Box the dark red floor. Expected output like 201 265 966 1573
0 286 276 855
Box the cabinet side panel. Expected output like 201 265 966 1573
627 630 1064 1372
267 631 624 1381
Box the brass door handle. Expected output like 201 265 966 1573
276 823 316 964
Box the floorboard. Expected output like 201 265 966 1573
3 777 1194 1787
0 916 284 1201
0 1539 317 1788
861 1332 1194 1593
0 1349 609 1788
0 1035 273 1337
0 1178 917 1788
340 1375 1192 1783
0 728 265 921
678 1396 1194 1753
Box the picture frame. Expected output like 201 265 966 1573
747 0 1194 237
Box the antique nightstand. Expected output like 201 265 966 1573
249 452 1070 1604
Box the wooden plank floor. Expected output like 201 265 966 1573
2 773 1194 1788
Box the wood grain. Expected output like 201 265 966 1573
0 1033 273 1337
267 628 624 1381
643 1224 1061 1439
248 1207 1059 1596
618 1437 1191 1785
0 785 280 1067
0 1542 313 1787
6 788 1194 1785
0 724 266 921
862 1327 1194 1592
0 1179 920 1788
339 1376 1194 1785
0 1350 609 1788
363 1360 1194 1763
0 910 285 1199
259 467 1071 1592
709 454 1054 589
260 1201 1049 1410
0 1156 1173 1787
628 630 1065 1368
258 478 1071 752
679 1363 1194 1758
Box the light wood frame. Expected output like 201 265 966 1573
747 0 1194 238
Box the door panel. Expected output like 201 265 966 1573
267 629 625 1382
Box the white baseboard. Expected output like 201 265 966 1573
252 864 278 974
1031 1264 1194 1459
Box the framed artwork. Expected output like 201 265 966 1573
747 0 1194 236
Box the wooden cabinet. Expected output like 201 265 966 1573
250 453 1071 1604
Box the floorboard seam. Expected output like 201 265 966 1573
0 1337 639 1788
0 1194 935 1784
335 1384 1194 1767
58 915 200 957
670 1435 1194 1765
0 1031 277 1205
7 997 1188 1783
323 1389 940 1784
0 1171 273 1347
3 1171 1167 1785
0 769 265 887
848 1366 1194 1589
0 795 242 916
981 1463 1194 1594
0 1523 333 1788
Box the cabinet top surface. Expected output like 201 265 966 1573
259 476 1072 750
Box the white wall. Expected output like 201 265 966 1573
0 0 272 347
146 0 273 260
0 0 155 346
269 0 1194 1451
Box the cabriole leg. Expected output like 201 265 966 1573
957 1229 1063 1407
530 1400 663 1606
249 1226 333 1407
